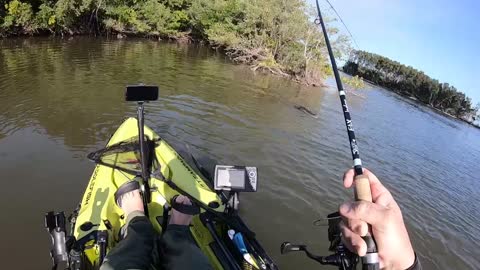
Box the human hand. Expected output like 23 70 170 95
339 169 415 270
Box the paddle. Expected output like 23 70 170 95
314 1 379 269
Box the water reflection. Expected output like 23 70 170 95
0 37 479 270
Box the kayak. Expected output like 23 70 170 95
44 85 277 270
45 116 277 270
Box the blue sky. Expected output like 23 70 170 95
308 0 480 104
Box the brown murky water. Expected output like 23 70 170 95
0 37 479 269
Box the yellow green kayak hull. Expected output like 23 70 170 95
73 117 228 269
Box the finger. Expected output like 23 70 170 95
343 168 386 192
345 168 392 204
339 201 387 226
362 169 391 202
343 169 355 188
342 216 368 236
343 168 394 208
340 220 367 256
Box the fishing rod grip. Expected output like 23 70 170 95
354 175 372 202
354 175 380 270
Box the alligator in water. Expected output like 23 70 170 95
294 105 318 118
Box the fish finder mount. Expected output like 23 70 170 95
213 165 258 212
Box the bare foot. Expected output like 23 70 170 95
169 195 193 226
117 189 144 217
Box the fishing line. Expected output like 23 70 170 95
313 215 341 227
322 0 360 49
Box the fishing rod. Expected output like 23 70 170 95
314 0 379 269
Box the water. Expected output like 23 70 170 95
0 37 479 269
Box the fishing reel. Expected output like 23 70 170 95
281 212 358 270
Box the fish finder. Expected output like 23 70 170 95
214 166 258 192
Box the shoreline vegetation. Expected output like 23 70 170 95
343 50 479 127
1 1 478 128
0 0 351 86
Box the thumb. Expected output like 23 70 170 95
339 201 388 226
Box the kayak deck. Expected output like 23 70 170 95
74 117 226 269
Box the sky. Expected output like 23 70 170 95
308 0 480 104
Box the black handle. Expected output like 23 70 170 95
361 234 380 270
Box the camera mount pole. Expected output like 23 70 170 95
137 101 150 217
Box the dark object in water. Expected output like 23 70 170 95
294 105 318 118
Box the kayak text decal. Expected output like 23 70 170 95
84 166 99 207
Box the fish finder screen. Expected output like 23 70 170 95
217 168 245 189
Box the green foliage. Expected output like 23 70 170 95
104 4 141 32
35 3 56 29
188 0 243 41
102 0 190 35
2 0 33 30
187 0 346 84
53 0 77 29
342 75 365 90
139 0 171 33
0 0 350 84
206 22 240 46
344 50 475 119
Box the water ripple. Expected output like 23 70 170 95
0 38 479 270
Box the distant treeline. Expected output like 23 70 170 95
0 0 350 85
343 50 478 121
